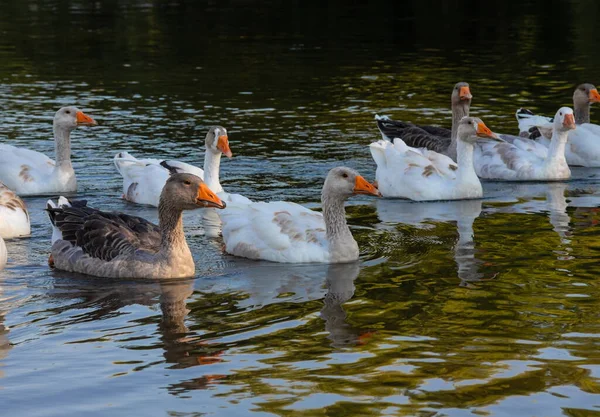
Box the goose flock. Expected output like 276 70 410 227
0 81 598 277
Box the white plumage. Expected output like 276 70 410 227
369 117 502 201
474 107 575 181
0 182 30 239
0 107 97 195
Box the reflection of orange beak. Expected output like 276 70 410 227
589 89 600 103
76 111 97 126
196 183 226 209
217 135 232 158
563 113 576 129
459 86 472 100
354 175 381 196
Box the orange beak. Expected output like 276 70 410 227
563 113 576 129
76 111 97 126
459 86 472 100
476 121 502 140
217 135 232 158
589 89 600 103
196 183 226 209
354 175 381 196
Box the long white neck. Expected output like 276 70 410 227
53 124 73 170
455 140 479 186
203 150 223 193
448 101 470 160
545 128 569 168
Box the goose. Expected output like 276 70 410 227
474 107 575 181
375 82 472 161
220 167 380 263
0 106 97 195
0 237 6 270
370 117 502 201
46 173 226 279
516 83 600 166
0 182 30 238
114 126 249 207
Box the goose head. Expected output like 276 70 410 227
161 173 226 210
573 83 600 107
553 107 576 132
323 167 381 199
452 82 472 106
457 117 502 143
53 106 97 131
205 126 232 158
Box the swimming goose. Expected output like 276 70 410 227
46 173 226 279
0 237 6 270
474 107 575 181
516 84 600 166
114 126 249 207
220 167 380 263
0 107 97 195
370 117 502 200
375 81 472 161
0 182 30 238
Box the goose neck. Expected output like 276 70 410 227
455 140 477 181
574 103 591 125
203 150 222 193
53 124 73 169
158 200 189 256
321 192 352 242
546 129 569 165
449 101 470 159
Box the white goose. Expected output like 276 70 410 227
474 107 575 181
114 126 250 207
0 106 97 195
220 167 380 263
0 182 30 238
369 117 502 201
516 84 600 166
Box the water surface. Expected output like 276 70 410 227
2 1 600 416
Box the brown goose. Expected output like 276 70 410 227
375 81 472 161
46 173 225 279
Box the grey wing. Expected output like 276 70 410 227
375 117 415 140
419 125 451 138
48 205 161 261
399 127 451 153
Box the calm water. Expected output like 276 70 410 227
2 1 600 416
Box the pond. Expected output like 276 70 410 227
1 1 600 416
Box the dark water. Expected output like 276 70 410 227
2 1 600 416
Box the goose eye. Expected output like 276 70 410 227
184 180 192 185
65 110 71 114
560 112 563 116
342 173 348 178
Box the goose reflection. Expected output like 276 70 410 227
320 262 364 348
486 182 573 259
375 198 491 286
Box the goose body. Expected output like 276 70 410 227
0 107 97 195
375 82 472 161
370 117 502 201
516 84 600 167
474 107 575 181
0 183 30 238
114 126 249 208
220 167 380 264
47 173 225 279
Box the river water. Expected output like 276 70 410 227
2 1 600 416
